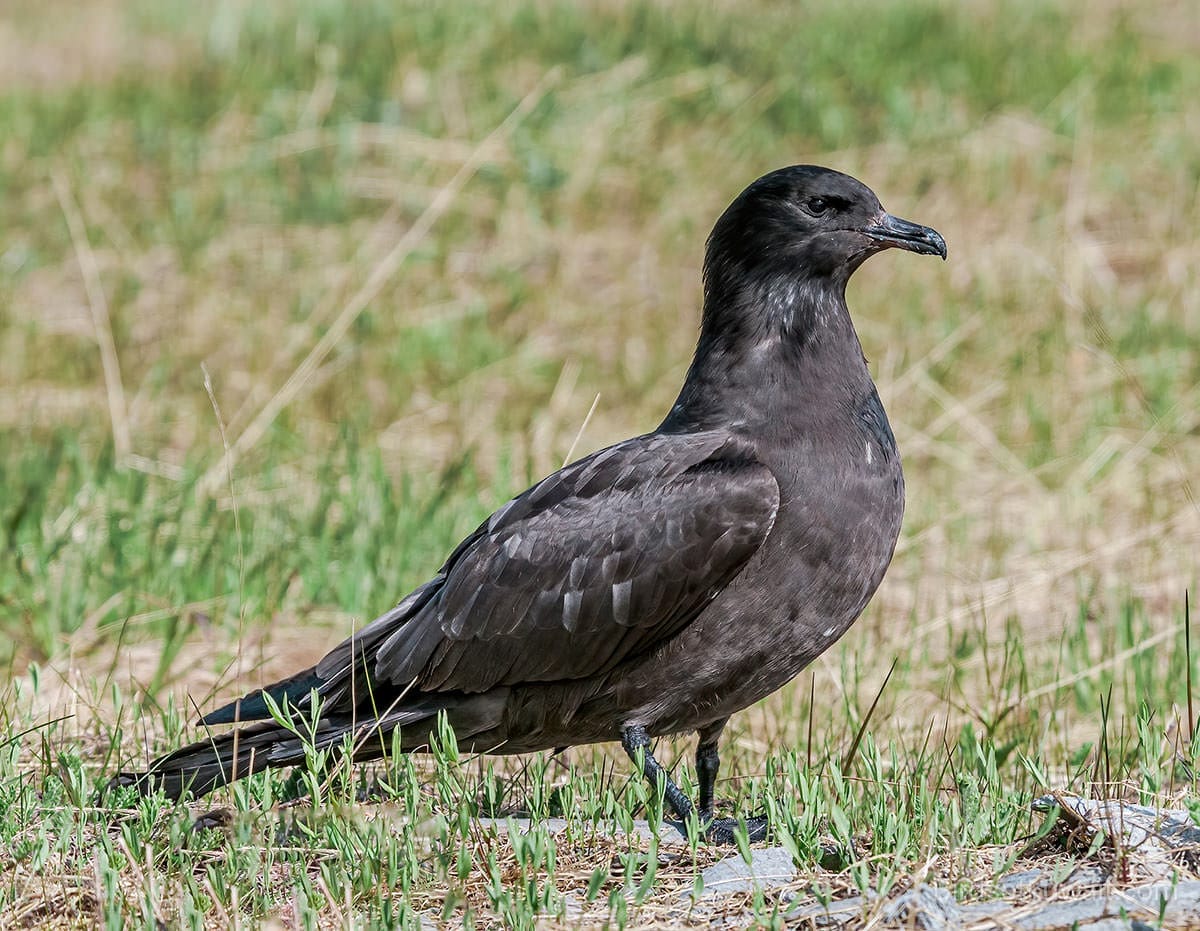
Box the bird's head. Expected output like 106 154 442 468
704 165 947 293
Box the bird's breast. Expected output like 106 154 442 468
610 379 906 734
635 398 904 728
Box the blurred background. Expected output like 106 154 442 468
1 0 1198 768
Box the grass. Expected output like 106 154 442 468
1 0 1199 926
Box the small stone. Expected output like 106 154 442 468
880 885 961 930
1003 880 1200 929
1033 794 1200 879
997 868 1043 893
694 846 797 900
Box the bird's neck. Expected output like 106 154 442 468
659 274 873 435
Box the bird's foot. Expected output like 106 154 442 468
703 814 770 845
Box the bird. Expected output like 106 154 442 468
110 165 946 843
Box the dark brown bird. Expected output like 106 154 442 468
112 165 945 842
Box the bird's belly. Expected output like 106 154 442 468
622 455 903 733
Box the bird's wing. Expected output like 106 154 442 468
316 431 779 699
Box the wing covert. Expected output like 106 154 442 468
371 432 778 693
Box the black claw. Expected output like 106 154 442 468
703 814 770 845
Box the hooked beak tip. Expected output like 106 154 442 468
865 213 947 260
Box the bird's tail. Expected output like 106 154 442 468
106 699 464 801
108 719 313 801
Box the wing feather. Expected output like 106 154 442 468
367 431 779 694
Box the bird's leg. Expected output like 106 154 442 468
620 724 697 824
694 720 770 845
695 719 727 822
622 723 769 845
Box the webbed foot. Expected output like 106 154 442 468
703 813 770 844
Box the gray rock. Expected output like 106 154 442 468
957 899 1015 922
778 877 1200 931
879 884 962 930
997 868 1044 893
1034 794 1200 879
1005 879 1200 929
1123 878 1200 911
694 846 797 899
998 862 1107 893
418 913 439 931
561 891 586 921
1059 864 1110 889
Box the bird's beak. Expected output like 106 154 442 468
863 213 947 260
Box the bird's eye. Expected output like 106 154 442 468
805 197 831 216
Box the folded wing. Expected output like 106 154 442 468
310 431 779 708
